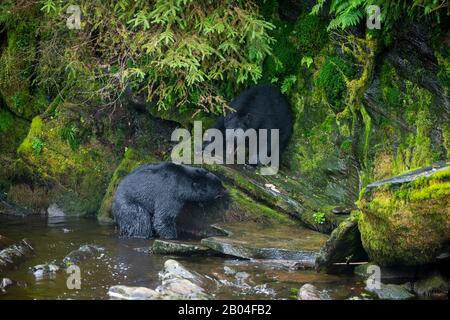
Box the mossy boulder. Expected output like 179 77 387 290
12 107 118 215
358 163 450 266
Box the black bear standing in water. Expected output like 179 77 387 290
112 162 227 239
209 84 293 161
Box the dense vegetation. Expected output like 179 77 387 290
0 0 448 234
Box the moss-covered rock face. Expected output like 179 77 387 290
0 9 47 120
11 105 118 215
0 104 29 192
358 164 450 266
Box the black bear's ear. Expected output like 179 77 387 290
244 113 252 126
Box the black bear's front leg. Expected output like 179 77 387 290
114 200 153 239
153 200 183 239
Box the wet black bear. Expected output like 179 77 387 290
207 84 293 163
112 162 227 239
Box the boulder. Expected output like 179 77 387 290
152 240 218 256
411 272 449 297
298 283 331 300
32 263 60 280
108 286 160 300
0 239 34 273
63 244 104 265
108 259 212 300
201 222 327 266
358 163 450 266
0 278 14 293
365 283 415 300
315 215 367 272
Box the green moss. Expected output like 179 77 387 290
315 56 354 112
262 20 298 82
18 116 44 155
228 188 293 224
292 13 328 57
0 17 46 119
358 167 450 266
14 111 118 216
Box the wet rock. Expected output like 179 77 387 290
365 283 415 300
315 216 367 272
47 203 65 217
0 278 14 293
63 244 104 265
159 259 206 288
152 240 217 256
358 163 450 266
251 259 315 270
201 222 327 265
298 284 331 300
108 259 212 300
0 239 34 273
411 272 449 298
133 247 152 254
331 206 355 215
31 263 60 280
108 286 159 300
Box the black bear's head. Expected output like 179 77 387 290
224 112 252 131
180 167 227 202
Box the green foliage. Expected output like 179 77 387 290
40 0 57 14
31 137 44 155
312 0 449 31
301 56 314 68
281 75 297 94
292 13 328 56
60 125 80 151
262 20 297 81
315 57 354 112
313 211 327 224
34 0 275 115
0 109 13 132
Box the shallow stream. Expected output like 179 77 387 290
0 215 369 300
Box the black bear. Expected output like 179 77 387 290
207 84 293 163
112 162 227 239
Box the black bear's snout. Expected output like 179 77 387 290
215 187 228 199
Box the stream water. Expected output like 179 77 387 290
0 215 369 300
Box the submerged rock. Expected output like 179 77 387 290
201 222 327 265
63 244 104 265
358 163 450 266
31 263 60 280
298 284 331 300
152 240 217 256
315 216 367 272
365 283 415 300
411 272 449 298
108 286 160 300
47 203 65 217
0 278 14 293
0 239 34 273
108 259 212 300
